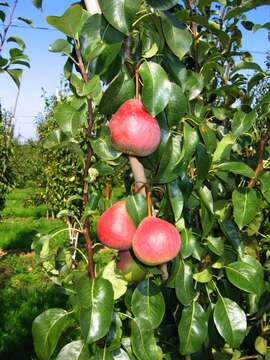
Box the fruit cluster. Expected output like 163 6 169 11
97 99 181 280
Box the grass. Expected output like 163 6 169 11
0 187 68 359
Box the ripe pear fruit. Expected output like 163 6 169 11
116 250 146 282
97 200 136 250
132 217 181 265
109 99 160 157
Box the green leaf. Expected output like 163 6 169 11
5 68 23 88
260 172 270 203
232 189 260 230
198 185 214 214
161 14 192 60
32 0 42 9
199 122 217 153
126 193 147 227
56 340 89 360
0 10 5 22
231 110 256 137
207 236 224 256
212 135 235 163
166 82 188 127
76 275 114 344
196 143 210 180
167 180 183 222
49 39 71 55
46 5 87 38
32 308 72 360
54 102 85 136
213 297 247 348
18 16 33 26
106 313 123 351
99 71 135 115
154 135 182 183
131 317 163 360
213 162 255 178
131 279 165 329
175 259 196 306
219 219 241 252
178 302 208 355
90 126 122 161
226 261 264 294
178 69 204 100
7 36 26 50
95 42 122 75
102 261 128 300
193 268 212 283
98 0 141 35
112 348 131 359
71 74 101 97
225 1 270 20
146 0 179 10
255 336 268 356
139 61 171 116
179 122 199 171
232 62 263 73
180 228 196 259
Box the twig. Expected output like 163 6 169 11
188 0 198 71
0 0 18 54
248 125 270 188
74 38 95 278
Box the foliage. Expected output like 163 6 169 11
32 1 270 360
0 106 15 215
0 0 31 87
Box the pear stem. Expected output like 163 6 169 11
129 156 147 196
147 191 152 217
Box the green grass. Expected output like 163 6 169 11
0 187 68 359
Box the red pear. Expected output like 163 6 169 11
97 200 136 250
116 250 146 282
132 217 181 265
109 99 160 157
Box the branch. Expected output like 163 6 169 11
0 0 18 54
248 124 270 188
84 0 101 14
188 0 198 71
75 39 95 278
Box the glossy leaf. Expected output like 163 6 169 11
199 122 217 153
106 313 123 351
232 189 260 230
196 143 210 180
99 71 135 115
32 308 72 360
175 259 196 306
76 275 114 343
139 61 171 116
131 317 163 360
179 122 199 171
146 0 178 10
232 62 263 73
7 35 26 50
168 180 183 222
231 110 256 137
154 135 182 183
56 340 89 360
193 268 212 283
49 39 71 55
47 5 87 38
166 82 188 127
90 127 122 161
214 297 247 348
207 236 224 256
32 0 42 9
102 261 128 300
98 0 141 35
213 162 255 178
220 219 241 252
259 172 270 203
212 135 235 163
54 102 85 136
180 228 196 259
161 14 192 60
178 302 208 355
112 348 131 360
131 279 165 329
226 261 264 294
126 193 147 227
198 185 214 214
5 68 23 88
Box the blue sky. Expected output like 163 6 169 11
0 1 269 141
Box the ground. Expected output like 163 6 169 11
0 187 67 360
